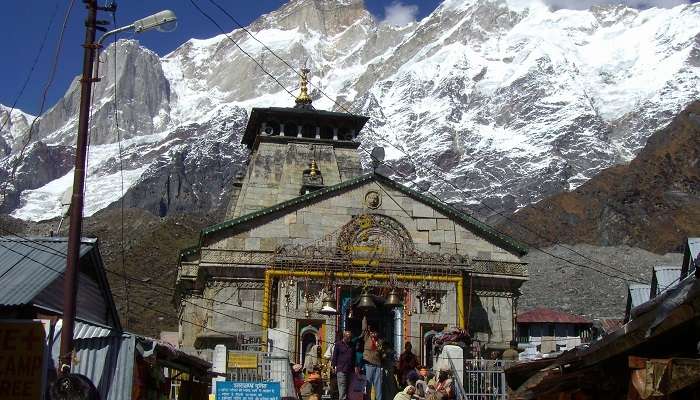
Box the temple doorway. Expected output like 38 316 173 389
343 289 397 353
297 320 323 365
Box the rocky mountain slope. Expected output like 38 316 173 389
504 100 700 254
520 244 682 318
1 0 699 221
0 209 220 336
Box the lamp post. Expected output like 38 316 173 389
58 0 177 376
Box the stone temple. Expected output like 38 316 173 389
175 70 528 369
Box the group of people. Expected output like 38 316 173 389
324 317 455 400
293 323 523 400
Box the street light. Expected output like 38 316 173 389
58 2 178 379
96 9 177 47
94 10 177 78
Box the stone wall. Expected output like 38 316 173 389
228 142 362 218
214 180 520 262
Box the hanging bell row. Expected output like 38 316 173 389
384 288 402 307
357 289 376 310
318 293 339 316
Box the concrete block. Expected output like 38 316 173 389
245 237 261 251
223 238 245 250
444 230 458 244
260 238 279 251
284 213 298 225
416 218 437 231
250 223 289 238
413 230 429 244
412 202 434 218
289 223 310 239
428 230 445 244
437 218 454 231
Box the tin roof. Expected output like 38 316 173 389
681 237 700 277
651 265 682 296
0 236 94 306
51 319 211 400
51 319 134 400
518 308 591 324
627 284 651 308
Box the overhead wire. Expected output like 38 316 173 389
0 1 60 133
187 0 296 100
0 0 653 353
191 0 645 285
0 229 619 348
2 0 77 204
110 7 131 331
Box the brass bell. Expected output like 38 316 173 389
384 288 402 307
318 295 338 316
357 290 376 310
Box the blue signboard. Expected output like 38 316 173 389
216 381 281 400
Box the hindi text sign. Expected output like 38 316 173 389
216 381 280 400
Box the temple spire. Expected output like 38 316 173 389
294 67 314 110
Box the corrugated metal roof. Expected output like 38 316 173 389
73 336 135 400
74 320 124 339
688 237 700 271
653 265 682 295
51 319 134 400
0 236 94 306
628 284 650 308
518 308 591 324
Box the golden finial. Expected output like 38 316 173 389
309 160 319 177
295 67 313 108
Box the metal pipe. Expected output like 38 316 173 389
59 0 98 375
261 271 273 351
92 24 135 81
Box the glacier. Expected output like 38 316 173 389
1 0 699 221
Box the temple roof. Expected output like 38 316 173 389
241 107 369 149
180 172 528 260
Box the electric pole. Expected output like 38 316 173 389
58 0 102 374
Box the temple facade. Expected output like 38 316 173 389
175 71 528 368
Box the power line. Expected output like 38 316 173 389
204 0 363 114
361 149 645 284
192 1 643 284
187 0 296 100
2 0 77 204
0 229 611 348
0 1 60 133
111 8 131 331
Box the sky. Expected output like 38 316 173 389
0 0 695 116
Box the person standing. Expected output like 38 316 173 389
398 342 419 386
333 330 355 400
361 317 384 400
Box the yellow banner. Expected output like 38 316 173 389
0 321 46 400
227 353 258 369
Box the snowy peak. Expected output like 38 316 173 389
2 0 700 222
252 0 372 36
0 104 35 154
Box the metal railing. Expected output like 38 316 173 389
452 358 513 399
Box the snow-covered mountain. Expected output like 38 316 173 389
1 0 699 221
